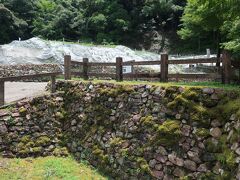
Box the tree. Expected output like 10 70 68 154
0 0 186 51
32 0 131 44
178 0 240 57
32 0 57 38
140 0 185 52
0 4 27 44
0 0 37 39
221 1 240 57
222 18 240 57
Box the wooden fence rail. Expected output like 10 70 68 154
0 72 62 106
64 52 230 83
0 51 232 107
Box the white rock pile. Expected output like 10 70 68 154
0 38 216 74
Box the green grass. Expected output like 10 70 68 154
44 39 117 48
56 76 240 91
0 156 108 180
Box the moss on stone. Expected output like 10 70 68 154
26 141 35 148
31 147 42 153
99 85 134 97
18 149 29 156
165 86 178 95
217 149 237 170
167 88 213 127
205 139 221 153
167 93 203 114
136 157 151 174
229 129 240 144
158 120 181 134
86 104 112 128
2 82 240 179
190 104 209 125
53 147 69 157
5 116 15 125
155 120 182 146
167 95 188 109
110 137 124 147
16 142 25 150
203 133 237 174
180 176 191 180
20 135 31 143
19 107 27 115
35 136 51 146
195 128 210 138
92 145 109 165
119 149 130 158
202 98 218 108
214 98 240 121
182 88 199 101
92 146 104 156
55 111 65 120
140 116 154 127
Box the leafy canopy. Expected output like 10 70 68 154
178 0 240 55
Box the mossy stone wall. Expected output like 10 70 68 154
0 81 240 179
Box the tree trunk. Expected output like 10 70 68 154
198 37 201 53
158 33 166 54
239 68 240 84
216 31 221 67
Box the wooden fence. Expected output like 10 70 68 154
64 51 232 83
0 72 61 106
0 51 232 107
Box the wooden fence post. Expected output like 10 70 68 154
161 54 169 82
83 58 89 80
132 60 136 80
176 73 179 82
0 81 4 106
64 55 71 80
116 57 123 82
222 50 231 84
50 75 56 93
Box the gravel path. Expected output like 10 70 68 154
5 82 48 104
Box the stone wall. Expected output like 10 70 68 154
0 81 240 179
0 64 62 78
0 94 68 158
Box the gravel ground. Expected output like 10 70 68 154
5 82 48 104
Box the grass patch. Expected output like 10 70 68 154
0 156 107 180
44 39 117 48
56 77 240 91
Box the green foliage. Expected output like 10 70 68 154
0 3 27 44
2 0 240 54
0 0 186 51
179 0 240 56
222 17 240 53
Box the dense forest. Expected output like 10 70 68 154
0 0 240 55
